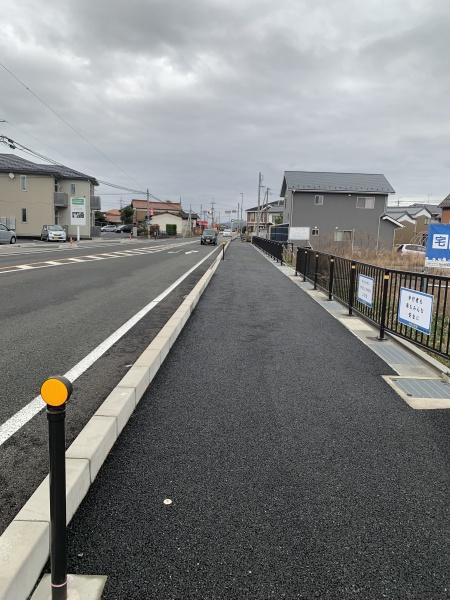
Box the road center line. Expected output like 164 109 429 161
0 246 219 446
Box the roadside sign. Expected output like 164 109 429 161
70 197 86 226
425 224 450 267
357 274 374 307
398 287 433 335
289 226 310 240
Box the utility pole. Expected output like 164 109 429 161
210 200 216 227
188 204 192 237
240 192 244 233
146 188 150 240
256 172 263 235
265 187 271 238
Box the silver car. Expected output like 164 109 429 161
0 224 17 244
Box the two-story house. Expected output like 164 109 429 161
280 171 401 249
246 199 284 234
0 154 100 238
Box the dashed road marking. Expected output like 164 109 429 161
0 241 199 276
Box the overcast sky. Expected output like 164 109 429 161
1 0 449 213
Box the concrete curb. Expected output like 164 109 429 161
0 242 229 600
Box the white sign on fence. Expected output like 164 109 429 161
289 226 310 240
357 274 374 308
70 197 86 226
398 287 434 335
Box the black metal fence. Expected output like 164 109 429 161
295 248 450 360
270 224 289 242
252 236 284 264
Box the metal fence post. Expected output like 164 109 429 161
295 247 299 276
328 256 335 300
348 261 356 315
314 253 319 290
303 250 308 282
40 376 73 600
378 270 390 341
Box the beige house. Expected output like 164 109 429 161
0 154 100 238
131 199 198 236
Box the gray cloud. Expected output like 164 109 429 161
1 0 450 211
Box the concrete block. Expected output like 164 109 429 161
95 387 136 435
118 365 150 402
66 416 117 481
15 458 90 524
134 347 161 383
0 521 49 600
150 332 172 363
31 574 107 600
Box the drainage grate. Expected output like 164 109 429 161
366 342 422 365
392 378 450 399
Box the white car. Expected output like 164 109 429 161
222 230 232 237
0 223 16 244
41 225 67 242
397 244 426 256
101 224 118 232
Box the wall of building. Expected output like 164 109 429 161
0 173 54 236
151 213 183 235
441 208 450 224
289 191 392 248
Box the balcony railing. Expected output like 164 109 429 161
54 192 68 208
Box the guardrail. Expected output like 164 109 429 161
252 236 284 264
296 248 450 359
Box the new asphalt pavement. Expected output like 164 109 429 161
66 241 450 599
0 236 221 533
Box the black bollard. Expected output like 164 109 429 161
40 376 73 600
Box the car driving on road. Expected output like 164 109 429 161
201 229 218 245
222 229 232 237
41 225 67 242
0 223 16 244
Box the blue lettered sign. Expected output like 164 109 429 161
425 224 450 267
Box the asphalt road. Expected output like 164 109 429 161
66 242 449 599
0 236 221 533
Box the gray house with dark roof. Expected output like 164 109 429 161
280 171 400 249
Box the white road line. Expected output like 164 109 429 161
0 246 219 446
0 241 198 275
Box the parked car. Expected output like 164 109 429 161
41 225 67 242
115 224 133 233
222 229 232 237
201 229 218 245
397 244 426 256
101 224 118 232
0 224 16 244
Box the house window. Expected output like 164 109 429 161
334 230 353 242
356 196 375 209
311 227 319 236
70 183 76 195
314 195 324 205
20 175 27 191
21 208 27 223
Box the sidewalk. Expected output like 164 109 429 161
66 242 450 599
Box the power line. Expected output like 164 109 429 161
0 61 145 190
0 134 162 199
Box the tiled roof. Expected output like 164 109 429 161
281 171 395 195
439 195 450 208
132 199 182 211
0 153 97 183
